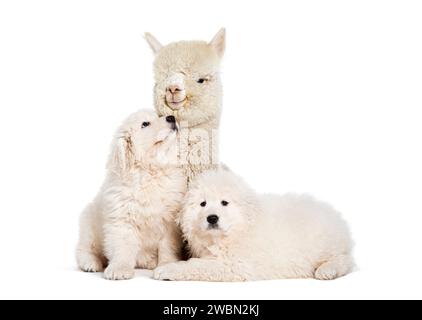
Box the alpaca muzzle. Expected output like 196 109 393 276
165 91 187 110
165 73 187 110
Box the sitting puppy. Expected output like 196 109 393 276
76 110 186 280
154 170 354 281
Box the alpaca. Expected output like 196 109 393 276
145 29 226 182
154 169 354 281
76 110 187 280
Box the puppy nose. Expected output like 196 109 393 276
207 215 219 225
167 85 182 94
166 115 176 123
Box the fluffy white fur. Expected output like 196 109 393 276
154 170 354 281
76 110 187 280
145 29 226 181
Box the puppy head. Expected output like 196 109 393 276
108 109 178 174
180 170 259 247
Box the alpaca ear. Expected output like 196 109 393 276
209 28 226 58
144 32 163 54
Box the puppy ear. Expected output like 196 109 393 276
209 28 226 58
109 134 134 175
144 32 164 54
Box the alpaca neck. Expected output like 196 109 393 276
177 116 220 182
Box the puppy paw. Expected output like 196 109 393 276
77 253 104 273
153 263 182 281
315 255 353 280
104 264 134 280
315 263 338 280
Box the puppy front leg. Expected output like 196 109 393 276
103 223 138 280
154 258 248 282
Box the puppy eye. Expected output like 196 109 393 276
141 122 150 128
197 78 207 84
200 201 207 207
221 200 229 206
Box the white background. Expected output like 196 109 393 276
0 0 421 300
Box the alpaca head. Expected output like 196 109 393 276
145 29 225 128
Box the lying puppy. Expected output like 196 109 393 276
76 110 186 280
154 170 354 281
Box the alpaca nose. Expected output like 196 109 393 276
207 215 219 225
167 85 182 94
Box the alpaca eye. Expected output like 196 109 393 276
200 201 207 207
197 78 207 84
221 200 229 206
141 122 150 128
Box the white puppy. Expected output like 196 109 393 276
154 170 354 281
76 110 187 280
